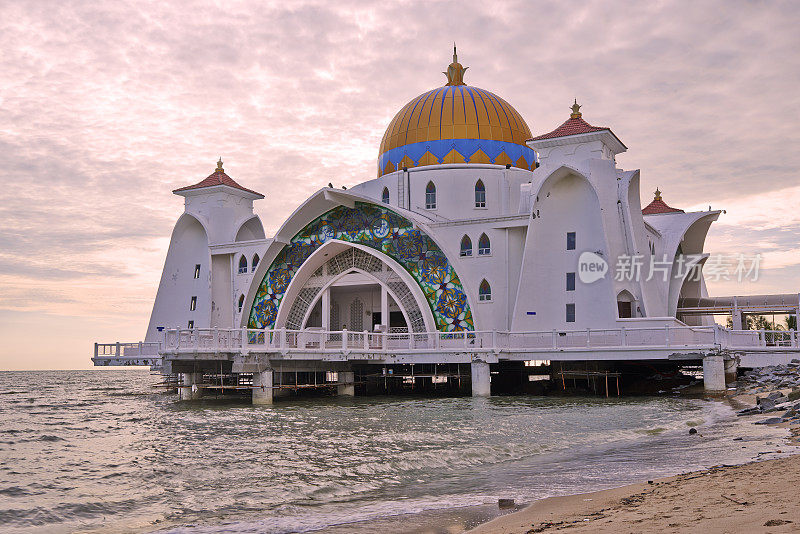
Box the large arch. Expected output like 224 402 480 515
512 165 616 330
248 201 474 332
274 242 435 333
235 215 266 241
145 213 210 341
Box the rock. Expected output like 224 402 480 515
788 390 800 402
754 417 783 425
764 519 792 526
766 391 785 400
498 498 515 509
757 398 777 411
689 428 698 435
791 358 799 363
737 407 760 416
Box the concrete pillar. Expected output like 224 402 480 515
703 354 726 393
322 288 330 330
724 357 738 385
732 311 743 330
178 372 203 400
252 370 273 405
338 371 355 397
471 360 491 397
380 286 389 331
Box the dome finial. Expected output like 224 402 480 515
654 187 662 201
443 43 468 86
216 157 224 173
570 99 582 119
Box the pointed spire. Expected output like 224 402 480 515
570 99 582 119
215 157 224 173
654 187 662 201
443 43 468 86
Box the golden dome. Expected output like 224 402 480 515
377 47 535 177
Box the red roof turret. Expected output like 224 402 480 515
642 188 684 215
528 101 627 152
173 159 264 198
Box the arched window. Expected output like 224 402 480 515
238 255 248 274
475 179 486 208
425 181 436 209
479 279 492 301
381 187 390 204
460 235 472 257
617 290 634 319
251 253 260 272
478 233 491 255
238 294 245 313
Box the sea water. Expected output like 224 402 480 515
0 369 789 533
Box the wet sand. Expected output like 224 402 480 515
468 454 800 533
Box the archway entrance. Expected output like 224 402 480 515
279 246 430 334
303 273 409 334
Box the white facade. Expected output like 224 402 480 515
146 104 721 344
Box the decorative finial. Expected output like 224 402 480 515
216 157 224 173
570 99 582 119
654 188 662 201
443 44 468 86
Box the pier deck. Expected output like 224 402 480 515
94 324 800 369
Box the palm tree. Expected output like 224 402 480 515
786 315 797 331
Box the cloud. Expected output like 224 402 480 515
0 0 799 368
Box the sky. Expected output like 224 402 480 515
1 0 799 370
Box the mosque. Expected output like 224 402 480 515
95 49 800 401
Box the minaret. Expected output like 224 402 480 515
145 160 266 343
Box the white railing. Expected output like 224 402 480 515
95 325 800 363
713 328 800 349
158 325 723 353
93 341 161 359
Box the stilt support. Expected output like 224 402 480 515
471 360 491 397
178 372 203 400
724 356 738 385
338 371 355 397
703 354 726 393
253 370 273 405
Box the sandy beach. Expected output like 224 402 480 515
470 454 799 533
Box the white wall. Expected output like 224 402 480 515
512 170 618 330
145 214 210 341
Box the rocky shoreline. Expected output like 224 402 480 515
732 359 800 442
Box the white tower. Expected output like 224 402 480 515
145 160 265 342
